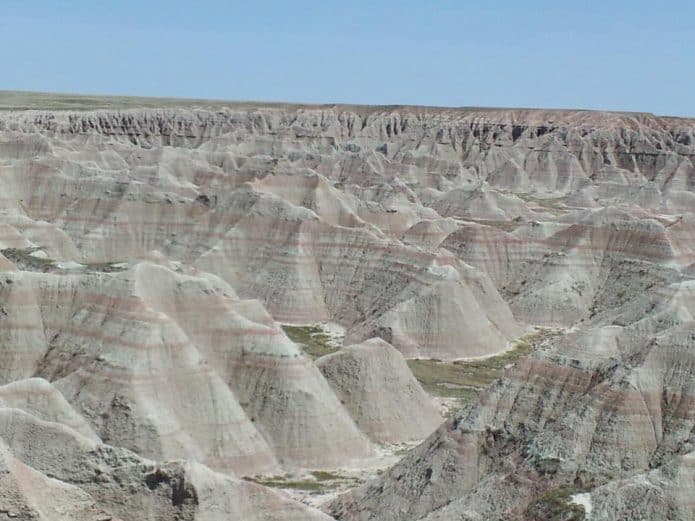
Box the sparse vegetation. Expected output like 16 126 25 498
0 248 129 274
281 325 338 359
310 470 345 481
517 192 568 211
84 261 127 273
1 248 55 271
408 328 560 409
406 359 481 402
526 486 586 520
244 476 328 493
244 470 360 495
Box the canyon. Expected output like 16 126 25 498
0 91 694 519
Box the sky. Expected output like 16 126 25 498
2 1 694 116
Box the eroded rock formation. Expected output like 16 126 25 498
1 94 695 519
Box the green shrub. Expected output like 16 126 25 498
281 325 338 359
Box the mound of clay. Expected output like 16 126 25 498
317 338 442 443
0 377 99 442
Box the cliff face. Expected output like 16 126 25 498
1 100 695 520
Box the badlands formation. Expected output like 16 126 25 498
0 91 693 519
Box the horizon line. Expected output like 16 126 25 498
0 89 692 120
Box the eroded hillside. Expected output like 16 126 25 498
0 92 694 519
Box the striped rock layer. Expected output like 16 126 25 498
1 99 695 519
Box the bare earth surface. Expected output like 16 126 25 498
0 91 695 519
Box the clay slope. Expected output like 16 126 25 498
316 338 441 443
0 106 534 359
0 261 379 474
0 394 331 521
326 277 695 520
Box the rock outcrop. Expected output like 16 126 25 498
0 404 331 520
326 278 695 520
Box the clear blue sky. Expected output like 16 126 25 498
2 1 694 116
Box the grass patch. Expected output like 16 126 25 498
243 470 360 495
310 470 346 481
406 359 483 401
1 248 55 272
516 192 567 211
0 249 128 274
526 486 586 520
243 476 328 493
281 325 338 359
408 328 559 407
84 261 127 273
